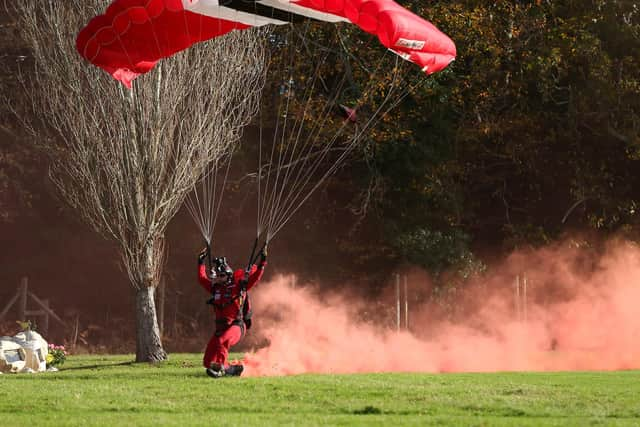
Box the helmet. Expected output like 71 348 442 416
211 257 233 281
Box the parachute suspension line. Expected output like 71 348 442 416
204 155 218 241
211 146 235 238
268 38 392 231
257 101 263 238
184 171 209 242
258 23 333 239
284 68 409 224
184 165 214 243
255 2 267 239
255 0 314 248
269 95 394 238
184 148 236 245
259 21 304 242
254 2 303 250
201 158 213 241
256 20 427 242
264 66 349 237
257 24 294 242
255 26 358 239
263 34 338 239
290 26 336 96
261 21 296 233
263 44 414 241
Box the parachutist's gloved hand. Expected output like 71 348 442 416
258 248 267 269
198 248 208 265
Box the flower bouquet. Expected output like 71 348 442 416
46 344 67 369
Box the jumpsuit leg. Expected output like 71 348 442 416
202 324 243 368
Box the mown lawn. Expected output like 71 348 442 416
1 353 639 426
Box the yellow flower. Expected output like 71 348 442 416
46 354 54 364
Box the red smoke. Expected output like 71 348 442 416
243 240 640 376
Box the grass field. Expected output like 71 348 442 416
1 354 639 426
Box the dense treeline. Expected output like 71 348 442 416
293 1 640 283
1 2 639 299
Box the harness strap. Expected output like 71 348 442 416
206 260 251 329
207 291 244 310
208 286 249 325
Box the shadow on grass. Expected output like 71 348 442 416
353 406 382 415
60 360 209 379
61 360 136 371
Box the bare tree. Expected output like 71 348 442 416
9 0 266 361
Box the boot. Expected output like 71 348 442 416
206 362 224 378
224 364 244 377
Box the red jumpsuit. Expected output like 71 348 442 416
198 262 266 368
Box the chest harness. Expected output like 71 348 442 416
206 279 252 333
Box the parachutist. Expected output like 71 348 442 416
197 249 267 378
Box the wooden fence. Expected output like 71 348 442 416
0 277 66 335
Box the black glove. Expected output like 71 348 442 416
198 248 208 265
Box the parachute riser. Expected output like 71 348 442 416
251 241 268 266
243 237 259 283
206 240 213 273
244 237 269 282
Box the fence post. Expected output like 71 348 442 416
514 275 520 322
403 275 409 330
41 299 50 336
0 287 21 321
523 273 528 323
18 277 28 322
395 273 400 332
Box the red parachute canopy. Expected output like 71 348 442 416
77 0 456 88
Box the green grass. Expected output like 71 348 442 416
1 354 639 426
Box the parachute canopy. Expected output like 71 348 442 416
76 0 457 87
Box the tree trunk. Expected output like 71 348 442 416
157 277 165 338
131 236 167 362
135 285 167 362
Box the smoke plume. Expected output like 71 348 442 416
243 239 640 376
